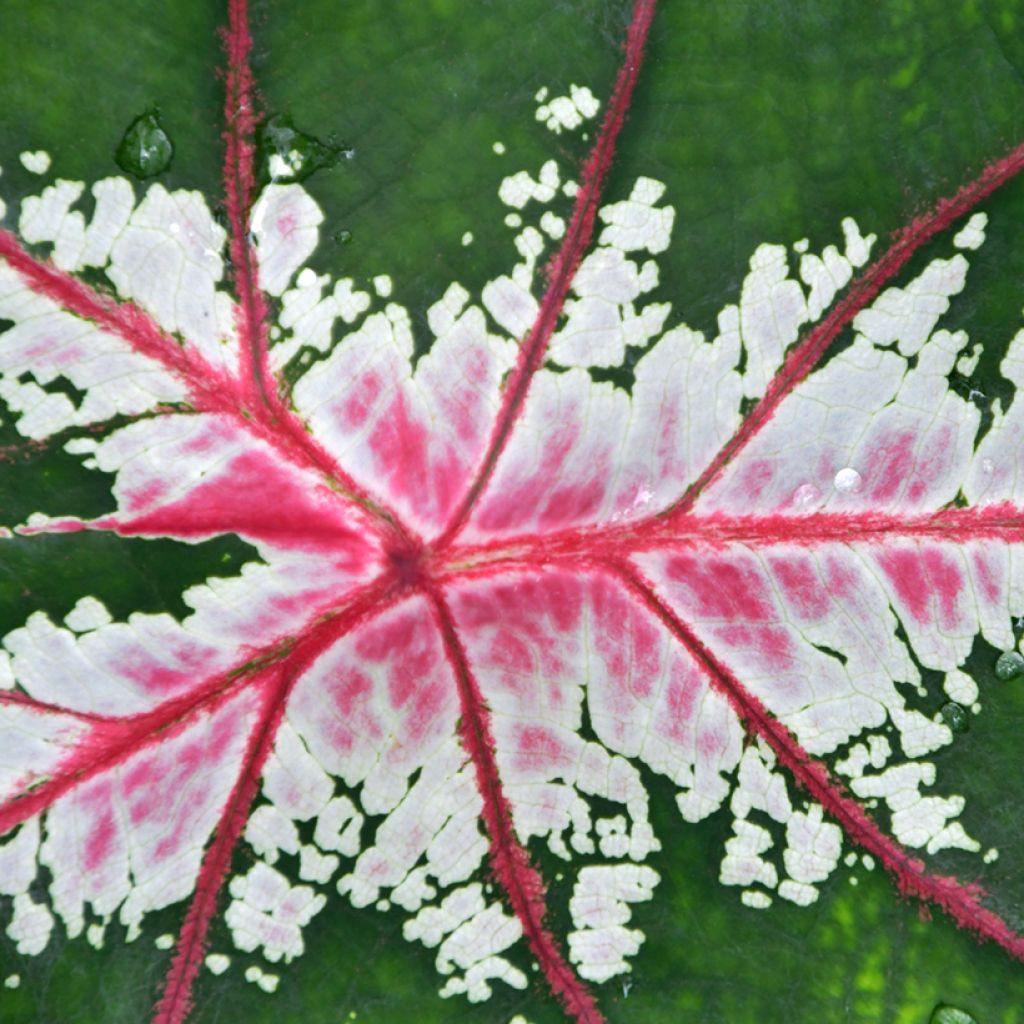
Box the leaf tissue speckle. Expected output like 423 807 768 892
2 1 1024 1022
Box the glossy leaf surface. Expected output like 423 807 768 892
2 3 1024 1023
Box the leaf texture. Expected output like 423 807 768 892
2 2 1024 1022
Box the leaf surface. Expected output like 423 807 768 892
3 3 1024 1023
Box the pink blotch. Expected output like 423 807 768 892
489 632 536 680
876 549 930 624
122 756 158 798
460 573 583 638
756 626 795 668
23 338 63 363
662 668 701 739
84 808 118 871
402 678 448 746
153 834 180 862
181 418 234 455
117 446 375 560
909 425 956 503
357 608 427 664
341 371 383 429
592 578 659 696
972 547 1002 606
736 459 774 501
110 634 221 700
276 212 298 238
543 573 584 633
667 553 774 622
323 667 384 753
697 727 725 760
769 553 830 620
824 554 860 601
431 446 466 523
864 430 915 504
385 633 438 707
440 351 489 443
542 477 607 527
125 479 171 513
513 724 570 776
476 428 582 532
922 547 965 631
815 451 838 484
328 669 375 719
627 620 661 699
367 390 468 522
368 391 429 496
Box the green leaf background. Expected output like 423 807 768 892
2 1 1024 1021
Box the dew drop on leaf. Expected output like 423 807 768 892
930 1005 979 1024
257 113 350 184
333 228 354 246
833 466 862 492
114 109 173 179
994 650 1024 681
940 701 970 733
791 483 820 509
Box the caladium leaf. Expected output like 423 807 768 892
4 2 1024 1023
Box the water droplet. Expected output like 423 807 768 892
940 702 970 733
792 483 820 509
257 113 348 184
994 650 1024 681
115 110 173 179
930 1005 978 1024
333 229 353 246
833 467 862 493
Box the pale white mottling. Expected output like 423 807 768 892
567 864 658 982
252 183 323 297
498 160 560 209
741 890 772 909
953 212 987 250
407 884 525 1002
64 596 112 633
226 862 326 962
536 84 600 134
8 893 53 955
19 150 51 174
206 953 231 975
244 804 300 865
597 177 674 255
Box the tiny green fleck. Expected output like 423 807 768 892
115 110 173 179
940 701 970 733
930 1005 979 1024
994 650 1024 681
